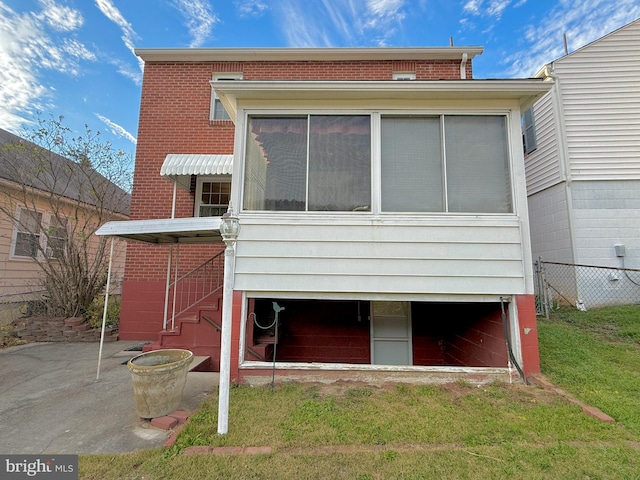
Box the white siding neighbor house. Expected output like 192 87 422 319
525 18 640 308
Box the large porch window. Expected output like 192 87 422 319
243 113 512 214
243 115 372 212
381 115 512 213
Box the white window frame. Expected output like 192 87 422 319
240 109 516 216
194 175 232 217
392 72 416 80
10 208 71 260
210 73 243 121
10 206 43 260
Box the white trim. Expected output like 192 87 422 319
214 80 552 123
10 206 43 260
136 46 484 62
210 73 242 121
392 72 416 80
239 361 508 375
194 175 232 217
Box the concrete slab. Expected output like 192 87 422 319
0 341 218 454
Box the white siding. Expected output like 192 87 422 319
524 93 562 195
526 182 573 263
555 20 640 180
234 216 527 297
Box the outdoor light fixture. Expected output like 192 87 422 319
220 204 239 247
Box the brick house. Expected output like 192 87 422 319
99 46 551 386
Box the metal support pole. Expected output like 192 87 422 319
217 244 235 435
96 238 115 381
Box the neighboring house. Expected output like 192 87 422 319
524 19 640 308
108 46 551 384
0 128 129 316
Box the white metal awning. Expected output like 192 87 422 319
160 154 233 190
94 217 222 244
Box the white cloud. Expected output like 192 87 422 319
463 0 483 15
504 0 640 77
95 113 137 145
0 1 93 130
235 0 269 17
94 0 143 72
278 0 406 47
172 0 218 48
38 0 83 31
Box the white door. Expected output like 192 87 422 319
371 301 412 365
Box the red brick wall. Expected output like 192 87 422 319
250 299 371 364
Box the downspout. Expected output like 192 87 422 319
460 52 468 79
543 63 580 301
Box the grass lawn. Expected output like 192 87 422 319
80 305 640 479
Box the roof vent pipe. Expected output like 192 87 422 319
460 52 468 79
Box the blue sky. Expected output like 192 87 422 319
1 0 639 158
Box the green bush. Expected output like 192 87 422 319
86 295 120 329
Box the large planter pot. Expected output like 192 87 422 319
127 349 193 419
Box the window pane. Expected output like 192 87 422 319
15 233 39 257
308 115 371 211
199 181 231 217
445 116 512 213
213 99 230 120
244 117 307 211
381 117 443 212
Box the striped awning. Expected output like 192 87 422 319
160 154 233 190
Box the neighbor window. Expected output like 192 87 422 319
12 208 42 258
244 115 371 212
210 73 242 121
46 215 67 259
522 107 537 154
195 177 231 217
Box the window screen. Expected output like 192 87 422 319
445 116 512 213
381 117 443 212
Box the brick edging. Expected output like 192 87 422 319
11 316 118 343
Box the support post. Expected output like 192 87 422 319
218 205 239 435
96 238 115 381
217 244 235 434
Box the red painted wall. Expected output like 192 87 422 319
249 299 371 364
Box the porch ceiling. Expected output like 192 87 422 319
95 217 222 244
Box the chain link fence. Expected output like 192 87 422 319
534 258 640 316
0 290 47 325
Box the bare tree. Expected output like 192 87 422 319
0 115 131 318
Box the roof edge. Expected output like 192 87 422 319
135 46 484 63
